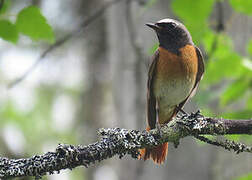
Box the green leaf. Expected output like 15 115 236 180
229 0 252 15
16 6 55 43
203 35 245 84
171 0 215 42
204 51 242 83
172 0 214 22
0 20 18 43
247 40 252 56
221 78 251 105
234 172 252 180
0 0 11 14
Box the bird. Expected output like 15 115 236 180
139 18 204 164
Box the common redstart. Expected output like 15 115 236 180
139 18 204 164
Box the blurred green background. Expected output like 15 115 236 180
0 0 251 179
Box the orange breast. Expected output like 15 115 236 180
154 45 198 124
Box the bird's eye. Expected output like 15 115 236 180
157 22 176 29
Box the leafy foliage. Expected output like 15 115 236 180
221 78 251 106
0 0 10 14
229 0 252 15
0 20 18 43
0 3 54 43
203 35 244 84
172 0 215 42
16 6 55 43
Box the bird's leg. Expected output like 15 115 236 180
176 106 188 116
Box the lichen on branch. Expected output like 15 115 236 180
0 112 252 179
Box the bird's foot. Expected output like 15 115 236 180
156 121 162 137
176 106 188 118
189 110 203 119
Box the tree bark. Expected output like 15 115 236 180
1 113 252 179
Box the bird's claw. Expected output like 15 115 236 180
176 106 188 116
156 121 162 137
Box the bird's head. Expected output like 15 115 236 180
146 18 193 52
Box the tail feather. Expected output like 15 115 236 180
139 111 177 164
139 143 168 164
139 125 168 164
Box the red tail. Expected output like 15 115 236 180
139 126 168 164
139 143 168 164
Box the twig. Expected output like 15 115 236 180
0 112 252 179
8 0 123 88
0 0 4 11
216 0 224 32
194 135 252 153
205 0 225 61
125 0 148 68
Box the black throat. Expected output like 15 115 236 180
157 28 193 55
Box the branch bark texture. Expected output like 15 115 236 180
1 112 252 179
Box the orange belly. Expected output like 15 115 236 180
154 45 198 124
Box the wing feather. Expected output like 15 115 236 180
147 50 159 129
177 46 205 110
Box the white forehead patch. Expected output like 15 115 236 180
157 18 180 24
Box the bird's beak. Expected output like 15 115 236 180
146 23 159 30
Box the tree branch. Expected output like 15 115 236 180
195 135 252 153
1 112 252 179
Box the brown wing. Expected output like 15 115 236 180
177 46 205 110
147 50 159 129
